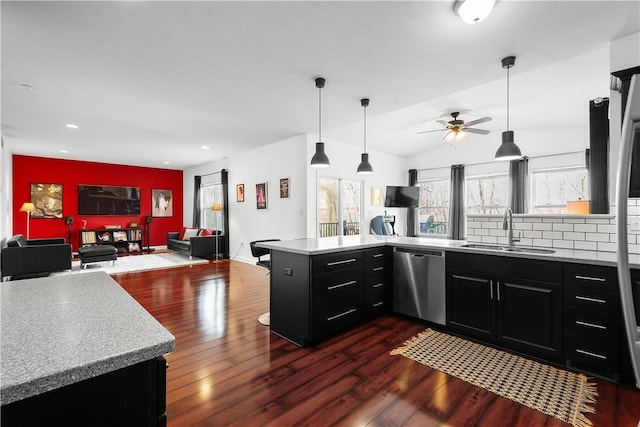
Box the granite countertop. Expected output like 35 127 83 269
256 235 637 268
0 271 175 405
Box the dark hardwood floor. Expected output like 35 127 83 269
112 260 640 426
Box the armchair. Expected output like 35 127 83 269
1 234 72 280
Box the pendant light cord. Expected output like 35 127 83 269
363 104 367 153
318 85 322 142
506 65 510 131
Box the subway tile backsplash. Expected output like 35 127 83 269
465 199 640 254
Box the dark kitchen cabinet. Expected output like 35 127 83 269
447 252 563 364
363 247 392 318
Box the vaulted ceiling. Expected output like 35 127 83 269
2 1 639 169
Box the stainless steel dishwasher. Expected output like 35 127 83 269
393 247 446 325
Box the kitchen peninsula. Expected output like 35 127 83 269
258 235 637 386
0 272 175 426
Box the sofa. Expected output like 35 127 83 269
167 228 220 259
1 234 72 280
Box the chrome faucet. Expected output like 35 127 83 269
502 208 520 248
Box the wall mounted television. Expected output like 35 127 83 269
78 185 141 216
384 186 420 208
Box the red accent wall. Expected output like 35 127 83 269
12 155 183 251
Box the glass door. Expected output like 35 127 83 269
317 177 361 237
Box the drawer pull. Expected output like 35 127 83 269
575 320 607 330
575 348 607 360
575 295 607 304
327 308 356 321
574 275 606 282
327 258 357 266
373 282 384 288
373 301 384 307
327 280 357 290
373 253 384 258
373 267 384 272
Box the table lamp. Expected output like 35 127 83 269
19 202 36 239
566 199 590 215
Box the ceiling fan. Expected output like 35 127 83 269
418 112 492 142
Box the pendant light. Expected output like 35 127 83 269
310 77 330 168
357 98 373 174
495 56 523 161
454 0 496 24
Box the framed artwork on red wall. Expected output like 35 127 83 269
152 189 173 217
30 183 63 219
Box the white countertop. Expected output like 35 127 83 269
256 235 636 268
0 271 175 405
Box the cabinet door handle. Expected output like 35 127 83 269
575 295 607 304
574 275 606 282
373 301 384 307
327 258 357 266
373 267 384 272
327 308 356 321
373 253 384 258
490 280 494 300
496 281 501 301
373 282 384 288
327 280 357 290
576 348 607 360
575 320 607 330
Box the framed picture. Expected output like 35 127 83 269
256 183 267 210
236 184 245 202
280 178 290 198
371 186 382 206
152 189 173 217
30 183 63 218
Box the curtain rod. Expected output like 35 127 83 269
416 150 585 173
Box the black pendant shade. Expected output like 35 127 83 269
310 77 330 168
357 98 373 174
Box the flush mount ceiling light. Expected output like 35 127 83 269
357 98 373 175
454 0 496 24
310 77 330 168
65 123 79 129
495 55 523 161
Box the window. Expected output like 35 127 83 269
466 174 509 215
201 183 223 231
418 178 449 236
317 177 361 237
531 167 588 214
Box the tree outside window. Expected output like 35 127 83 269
317 177 361 237
532 167 588 214
418 178 449 235
466 174 509 215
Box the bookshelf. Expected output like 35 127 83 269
80 227 143 254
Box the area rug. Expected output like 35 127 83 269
391 329 597 427
53 252 209 276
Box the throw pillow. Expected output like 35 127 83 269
198 228 213 236
177 226 188 240
182 228 199 240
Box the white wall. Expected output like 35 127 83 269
1 137 12 248
305 135 409 236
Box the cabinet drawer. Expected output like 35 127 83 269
312 250 363 274
564 263 618 292
311 267 363 306
364 247 387 265
564 286 618 313
365 262 387 277
565 333 619 372
311 300 363 339
564 306 618 341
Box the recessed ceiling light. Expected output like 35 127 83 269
59 149 69 153
201 145 210 150
65 124 79 129
163 161 171 165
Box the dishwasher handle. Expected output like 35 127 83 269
394 248 444 257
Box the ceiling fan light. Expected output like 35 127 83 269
357 153 373 174
494 131 522 161
454 0 496 24
311 142 330 167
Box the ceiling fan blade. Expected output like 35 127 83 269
417 129 447 134
465 116 492 126
465 128 491 135
435 120 450 126
442 130 453 140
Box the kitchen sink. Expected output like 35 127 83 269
462 243 555 254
